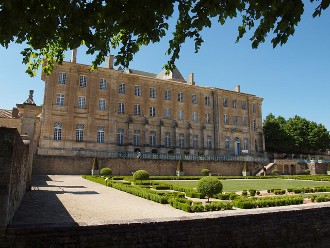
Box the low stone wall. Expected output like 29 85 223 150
33 155 265 176
0 128 29 231
2 205 330 248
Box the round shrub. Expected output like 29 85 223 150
133 170 150 182
196 176 223 202
201 168 210 176
100 167 112 176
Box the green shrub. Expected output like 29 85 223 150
217 192 239 200
233 195 303 209
186 191 203 198
249 189 257 196
133 170 150 183
177 160 183 172
197 176 223 202
112 176 124 180
201 168 210 176
241 190 248 196
100 167 112 176
154 185 171 190
272 169 279 175
274 189 286 195
304 169 311 175
314 195 330 202
92 157 99 170
205 201 233 211
191 202 204 212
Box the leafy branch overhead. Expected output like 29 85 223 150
0 0 329 76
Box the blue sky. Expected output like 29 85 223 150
0 4 329 130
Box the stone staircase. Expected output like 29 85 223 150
255 162 275 176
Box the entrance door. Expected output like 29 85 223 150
234 138 240 155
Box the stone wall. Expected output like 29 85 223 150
2 205 330 248
0 128 29 231
33 155 265 176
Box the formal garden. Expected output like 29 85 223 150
83 164 330 213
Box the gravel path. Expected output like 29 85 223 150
10 175 330 227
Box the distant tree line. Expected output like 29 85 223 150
263 114 330 154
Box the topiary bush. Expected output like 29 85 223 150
133 170 150 183
92 157 99 170
201 168 210 176
196 176 223 202
100 167 112 176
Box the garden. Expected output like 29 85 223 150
82 167 330 213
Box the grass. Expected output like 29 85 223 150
159 179 330 192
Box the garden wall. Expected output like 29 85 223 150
33 155 265 176
0 128 29 234
2 204 330 248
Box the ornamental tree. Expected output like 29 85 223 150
133 170 150 183
197 176 223 202
0 0 329 76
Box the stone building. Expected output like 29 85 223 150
37 53 264 158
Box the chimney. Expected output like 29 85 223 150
71 49 77 63
12 107 19 118
188 73 195 85
105 55 114 69
234 85 240 92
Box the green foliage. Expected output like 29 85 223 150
232 195 304 209
201 168 210 176
190 202 204 212
204 201 233 211
248 189 256 196
133 170 150 182
263 113 330 153
92 157 99 170
177 160 183 172
2 1 328 76
197 176 223 202
217 192 239 200
100 167 112 176
272 169 280 175
153 185 171 190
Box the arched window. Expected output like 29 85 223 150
149 131 156 147
165 132 171 148
117 128 124 145
134 130 140 146
53 122 62 140
76 124 84 142
97 126 105 143
179 133 185 148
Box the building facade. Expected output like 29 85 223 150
37 55 265 158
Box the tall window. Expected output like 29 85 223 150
178 92 183 102
192 112 198 122
76 124 84 142
56 94 64 106
243 138 248 150
179 110 184 120
150 106 156 117
252 104 256 113
224 114 229 124
119 83 126 94
165 132 171 148
134 104 141 116
79 75 87 88
98 99 106 110
53 122 62 140
255 139 258 152
97 126 105 143
206 113 210 124
242 116 247 126
149 131 156 147
225 136 230 150
134 130 140 146
207 136 212 149
135 85 141 96
193 135 198 149
150 87 156 98
78 96 86 109
233 116 238 126
192 94 197 104
223 98 228 107
165 89 171 100
232 100 237 109
205 96 210 106
58 72 66 84
117 128 124 145
179 133 185 148
118 102 125 113
99 78 106 90
165 108 171 119
253 119 256 130
241 101 246 110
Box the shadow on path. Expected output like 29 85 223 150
9 175 84 227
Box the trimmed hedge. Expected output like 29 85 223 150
153 185 171 190
217 192 239 200
232 195 303 209
204 201 233 211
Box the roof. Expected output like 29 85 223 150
0 109 14 118
125 67 186 83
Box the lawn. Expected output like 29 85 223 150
159 179 330 192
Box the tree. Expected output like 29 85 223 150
201 168 210 176
196 176 222 202
0 0 329 76
92 157 99 170
100 167 112 177
133 170 150 183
